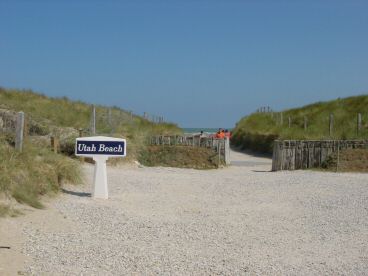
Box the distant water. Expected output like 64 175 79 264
182 128 229 134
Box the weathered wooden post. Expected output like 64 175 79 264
91 105 96 135
336 140 340 172
15 111 25 152
288 116 291 128
23 115 29 138
50 136 59 153
217 140 221 167
272 140 283 171
329 113 334 137
357 113 362 136
224 137 230 165
304 116 308 131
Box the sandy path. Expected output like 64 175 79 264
2 149 368 275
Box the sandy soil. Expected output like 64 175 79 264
1 149 368 275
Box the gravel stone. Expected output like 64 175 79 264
22 150 368 275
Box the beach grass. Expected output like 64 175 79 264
232 95 368 153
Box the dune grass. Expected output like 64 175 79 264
0 87 182 216
232 95 368 153
139 145 224 169
0 135 81 212
0 87 182 159
0 87 181 136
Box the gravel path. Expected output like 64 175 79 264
22 149 368 275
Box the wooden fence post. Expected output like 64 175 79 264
23 115 29 138
50 136 59 153
357 113 362 136
336 141 340 172
288 117 291 128
217 140 221 167
224 138 230 165
15 111 25 152
329 113 334 137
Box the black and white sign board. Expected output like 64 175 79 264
75 136 126 199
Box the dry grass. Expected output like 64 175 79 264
139 145 223 169
0 87 183 216
0 87 182 160
322 148 368 172
0 136 81 212
0 203 22 217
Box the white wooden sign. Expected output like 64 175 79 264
75 136 126 199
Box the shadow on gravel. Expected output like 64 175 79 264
230 146 272 158
61 188 91 197
231 161 271 167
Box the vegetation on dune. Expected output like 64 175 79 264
0 87 181 135
0 136 81 215
322 148 368 172
0 87 182 158
0 87 181 216
139 145 224 169
232 95 368 153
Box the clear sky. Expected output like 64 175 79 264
1 0 367 128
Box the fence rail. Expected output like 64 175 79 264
272 140 368 171
150 135 230 165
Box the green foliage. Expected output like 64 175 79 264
232 95 368 153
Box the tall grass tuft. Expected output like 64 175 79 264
0 136 81 209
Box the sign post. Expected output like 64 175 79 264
75 136 126 199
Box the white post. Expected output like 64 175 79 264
92 156 108 199
15 111 25 152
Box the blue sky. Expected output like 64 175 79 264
0 0 367 128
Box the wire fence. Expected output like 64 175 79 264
87 105 166 136
257 110 368 139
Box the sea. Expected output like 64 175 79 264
182 128 232 134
